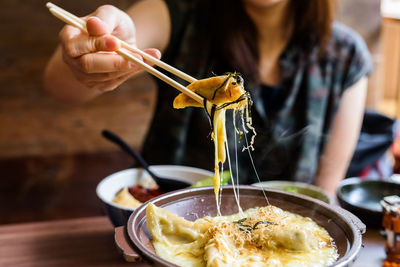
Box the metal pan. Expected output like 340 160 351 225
116 186 365 267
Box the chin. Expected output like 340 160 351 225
243 0 289 8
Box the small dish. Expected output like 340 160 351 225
337 177 400 228
252 180 333 204
96 165 213 226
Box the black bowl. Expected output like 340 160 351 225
337 178 400 228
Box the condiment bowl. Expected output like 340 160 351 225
337 177 400 228
96 165 213 226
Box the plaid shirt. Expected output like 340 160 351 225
142 0 373 184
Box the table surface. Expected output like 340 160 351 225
0 216 386 267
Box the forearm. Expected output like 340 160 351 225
313 77 368 196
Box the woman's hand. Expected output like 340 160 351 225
44 0 170 103
58 5 161 93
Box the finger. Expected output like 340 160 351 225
77 52 143 73
86 16 110 36
68 63 134 88
59 25 85 50
62 34 120 58
90 72 135 92
62 48 129 74
92 5 136 43
142 48 162 65
87 5 120 35
59 25 82 40
73 69 135 83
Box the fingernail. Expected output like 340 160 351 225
129 55 143 68
88 16 101 23
155 50 162 59
134 54 143 61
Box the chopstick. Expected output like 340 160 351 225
46 2 203 104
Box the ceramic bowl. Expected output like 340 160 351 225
117 186 365 266
96 165 213 226
337 177 400 228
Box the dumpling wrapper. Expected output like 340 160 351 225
112 187 142 209
173 75 247 109
172 74 250 215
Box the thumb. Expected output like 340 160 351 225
86 16 109 36
65 34 120 58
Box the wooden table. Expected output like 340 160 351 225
0 216 386 267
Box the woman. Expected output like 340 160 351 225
44 0 372 196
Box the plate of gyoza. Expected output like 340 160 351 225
116 185 365 267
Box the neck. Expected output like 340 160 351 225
244 1 293 45
243 1 293 85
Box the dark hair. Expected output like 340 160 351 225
207 0 336 84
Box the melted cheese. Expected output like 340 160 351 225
147 203 338 267
173 74 251 214
161 74 337 266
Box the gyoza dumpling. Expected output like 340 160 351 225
173 74 247 109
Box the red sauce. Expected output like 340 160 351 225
128 185 163 203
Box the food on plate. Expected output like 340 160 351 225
174 73 255 215
147 203 338 267
113 187 142 209
173 74 248 109
113 184 163 209
127 185 164 203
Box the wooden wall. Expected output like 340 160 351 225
337 0 383 110
379 18 400 117
0 0 157 224
0 0 382 225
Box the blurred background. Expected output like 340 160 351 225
0 0 397 224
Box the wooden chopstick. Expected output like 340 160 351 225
46 2 197 84
46 2 203 104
